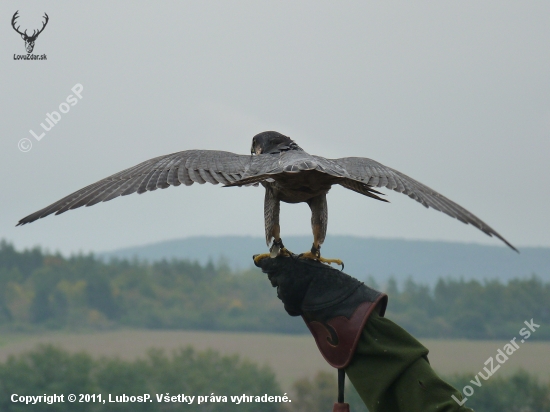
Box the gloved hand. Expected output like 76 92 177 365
254 254 387 369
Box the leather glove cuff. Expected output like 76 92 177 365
304 295 387 368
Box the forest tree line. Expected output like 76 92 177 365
1 240 548 339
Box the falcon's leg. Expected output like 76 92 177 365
254 188 292 264
299 194 343 268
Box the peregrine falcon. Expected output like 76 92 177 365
17 131 517 265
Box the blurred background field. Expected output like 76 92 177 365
0 330 549 391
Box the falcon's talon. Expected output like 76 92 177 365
255 246 294 264
298 251 344 269
279 247 293 257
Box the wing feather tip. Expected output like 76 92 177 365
501 236 519 253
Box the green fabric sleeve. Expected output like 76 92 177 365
345 311 474 412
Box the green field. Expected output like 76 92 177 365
1 330 548 390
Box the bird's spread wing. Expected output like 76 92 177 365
332 157 517 251
17 150 251 226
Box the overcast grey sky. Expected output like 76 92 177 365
1 1 549 255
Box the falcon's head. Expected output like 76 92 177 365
251 131 302 155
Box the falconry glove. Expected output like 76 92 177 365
254 254 388 369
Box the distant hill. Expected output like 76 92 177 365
99 236 550 285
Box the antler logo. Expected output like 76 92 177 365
11 11 49 54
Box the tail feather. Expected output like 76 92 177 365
338 179 389 202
